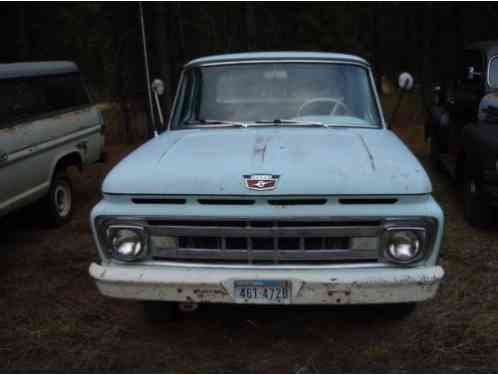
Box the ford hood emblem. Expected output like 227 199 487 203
243 174 280 191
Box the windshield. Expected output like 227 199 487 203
174 62 382 128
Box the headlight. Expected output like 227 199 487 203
386 230 422 262
382 221 434 265
107 226 147 261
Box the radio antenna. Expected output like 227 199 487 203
139 2 158 137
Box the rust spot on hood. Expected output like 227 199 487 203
253 136 271 162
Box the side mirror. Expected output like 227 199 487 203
398 72 414 91
151 78 165 132
467 66 482 81
152 78 165 96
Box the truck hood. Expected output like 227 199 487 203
103 127 431 196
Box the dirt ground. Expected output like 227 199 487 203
2 126 498 372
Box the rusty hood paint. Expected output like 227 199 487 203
102 127 431 196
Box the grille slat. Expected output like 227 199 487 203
153 248 377 262
149 226 379 238
150 219 380 264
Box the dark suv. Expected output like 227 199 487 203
428 40 498 226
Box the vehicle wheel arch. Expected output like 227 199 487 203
49 150 84 182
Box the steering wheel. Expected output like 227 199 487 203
297 97 351 117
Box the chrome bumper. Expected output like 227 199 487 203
89 262 444 305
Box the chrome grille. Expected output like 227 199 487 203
148 219 381 264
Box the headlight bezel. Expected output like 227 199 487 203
103 223 149 262
383 226 426 264
381 218 437 265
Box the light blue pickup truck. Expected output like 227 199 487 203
89 52 444 320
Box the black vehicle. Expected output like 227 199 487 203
428 40 498 227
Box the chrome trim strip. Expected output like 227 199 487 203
153 248 378 262
147 225 379 237
0 181 49 211
104 192 429 197
167 70 185 131
97 214 387 223
369 67 387 128
3 124 101 167
136 259 388 270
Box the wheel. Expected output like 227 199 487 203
44 170 73 227
371 303 417 320
464 176 494 227
143 301 177 322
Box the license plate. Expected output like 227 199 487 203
234 280 291 304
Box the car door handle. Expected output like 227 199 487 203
0 151 8 162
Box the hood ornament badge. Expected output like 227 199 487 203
243 174 280 191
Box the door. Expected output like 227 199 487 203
0 77 50 215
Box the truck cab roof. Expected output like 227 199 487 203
185 52 370 68
0 61 79 80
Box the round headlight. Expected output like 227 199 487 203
109 228 145 261
387 230 421 263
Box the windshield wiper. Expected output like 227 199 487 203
254 119 329 127
185 119 248 128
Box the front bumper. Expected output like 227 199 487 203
89 263 444 305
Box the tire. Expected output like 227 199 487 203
143 301 177 322
371 303 417 320
464 175 494 227
44 170 73 227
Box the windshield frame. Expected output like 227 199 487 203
168 59 386 130
487 55 498 89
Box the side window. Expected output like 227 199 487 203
0 78 48 129
488 57 498 88
41 73 90 112
0 73 90 129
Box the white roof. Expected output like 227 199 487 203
186 51 369 68
0 61 79 79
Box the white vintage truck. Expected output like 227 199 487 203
0 62 104 225
89 52 444 321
